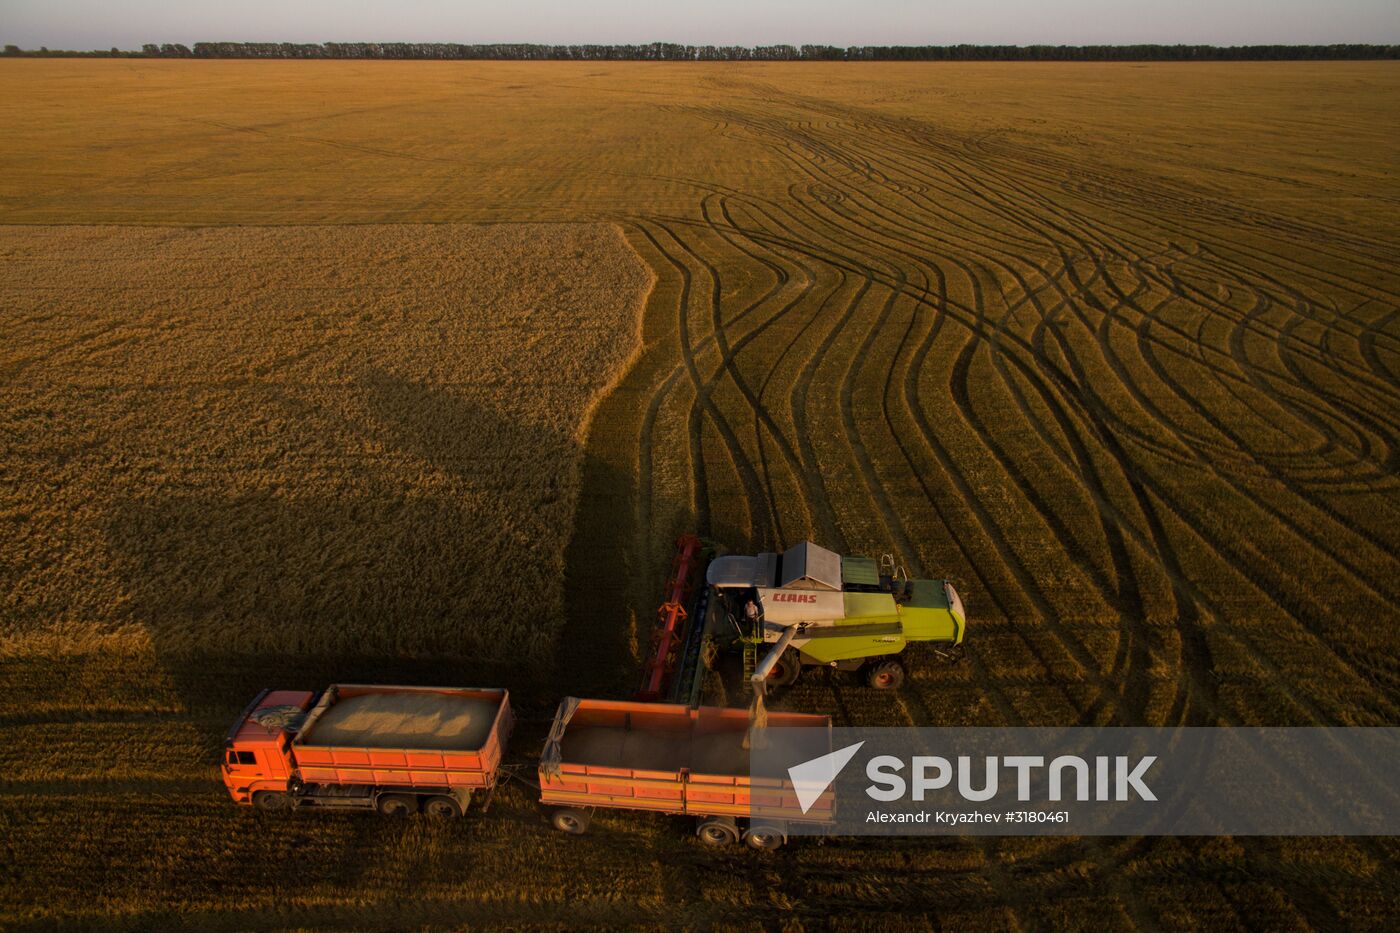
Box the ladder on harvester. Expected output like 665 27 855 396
740 604 767 696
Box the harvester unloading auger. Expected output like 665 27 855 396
637 537 968 706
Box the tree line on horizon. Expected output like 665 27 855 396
4 42 1398 61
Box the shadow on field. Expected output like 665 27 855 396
103 372 693 733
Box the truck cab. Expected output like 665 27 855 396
221 689 315 808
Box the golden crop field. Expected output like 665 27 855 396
2 59 1399 929
2 223 651 663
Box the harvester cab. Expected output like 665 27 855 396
706 540 966 692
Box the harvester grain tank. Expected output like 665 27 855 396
707 540 967 690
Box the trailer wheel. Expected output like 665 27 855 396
551 807 591 835
376 794 416 818
866 659 905 690
252 791 289 811
696 817 739 847
743 824 786 850
423 795 462 819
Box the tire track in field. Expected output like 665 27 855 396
701 194 850 549
634 221 759 542
703 193 812 546
750 132 1178 723
694 123 1164 717
632 121 1148 717
974 176 1400 574
817 116 1394 708
700 162 1149 723
615 80 1399 732
896 122 1400 420
584 76 1398 931
640 202 849 551
1140 261 1400 598
677 79 1388 913
722 100 1377 907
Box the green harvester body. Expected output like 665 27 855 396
706 541 967 678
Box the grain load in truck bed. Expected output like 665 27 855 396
561 725 749 775
690 732 751 775
299 691 498 750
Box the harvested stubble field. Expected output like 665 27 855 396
1 60 1399 929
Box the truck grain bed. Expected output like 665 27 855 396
292 684 512 790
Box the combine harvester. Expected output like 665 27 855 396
639 536 968 699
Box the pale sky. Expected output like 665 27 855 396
2 0 1397 51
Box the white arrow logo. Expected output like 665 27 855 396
789 741 865 814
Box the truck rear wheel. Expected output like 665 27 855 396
551 807 592 835
376 794 416 817
743 824 786 850
252 791 289 811
696 817 739 847
866 659 905 690
423 795 462 819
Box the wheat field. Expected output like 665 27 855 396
1 223 651 664
1 60 1398 929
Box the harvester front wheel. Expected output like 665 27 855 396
424 795 462 819
376 794 416 817
551 807 592 835
767 648 802 688
865 659 905 690
696 817 739 847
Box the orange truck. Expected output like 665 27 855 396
538 698 835 849
222 684 513 817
